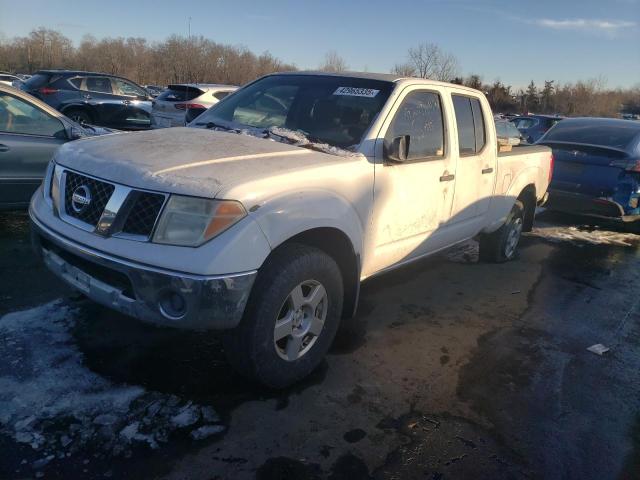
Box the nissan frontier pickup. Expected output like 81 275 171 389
30 72 553 387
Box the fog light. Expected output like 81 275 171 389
158 291 187 320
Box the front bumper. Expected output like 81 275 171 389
30 213 257 330
546 190 640 222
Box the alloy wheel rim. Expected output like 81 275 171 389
505 217 523 258
273 280 328 361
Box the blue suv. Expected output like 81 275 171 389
21 70 153 130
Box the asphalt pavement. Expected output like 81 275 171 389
1 211 639 480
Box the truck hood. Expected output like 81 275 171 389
54 127 348 198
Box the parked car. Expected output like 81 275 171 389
151 83 237 128
511 114 563 144
495 119 523 146
0 84 115 210
538 117 640 224
30 72 552 387
144 85 164 98
21 70 153 130
0 72 24 88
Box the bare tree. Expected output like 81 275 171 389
393 42 459 81
319 50 348 72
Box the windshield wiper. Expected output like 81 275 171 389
198 121 239 132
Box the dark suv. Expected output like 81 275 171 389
510 115 563 144
21 70 153 130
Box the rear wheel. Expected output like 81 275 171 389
66 109 93 125
479 200 525 263
222 244 343 388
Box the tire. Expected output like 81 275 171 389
479 200 525 263
222 243 344 388
66 109 93 125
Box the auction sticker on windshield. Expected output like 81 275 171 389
333 87 380 98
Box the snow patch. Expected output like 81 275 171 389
268 126 360 157
0 301 224 461
527 225 639 247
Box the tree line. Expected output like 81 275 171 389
0 27 296 87
1 29 638 117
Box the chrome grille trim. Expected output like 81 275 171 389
52 165 168 241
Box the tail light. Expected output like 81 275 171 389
610 158 640 172
548 153 554 183
38 87 58 95
175 103 205 110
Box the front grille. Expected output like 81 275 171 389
64 171 115 226
121 192 166 236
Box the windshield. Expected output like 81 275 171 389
194 74 394 149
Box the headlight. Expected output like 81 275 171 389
152 196 246 247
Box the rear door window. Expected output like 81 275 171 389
470 98 486 151
385 90 445 159
453 95 486 155
84 77 113 94
0 92 65 137
452 95 476 155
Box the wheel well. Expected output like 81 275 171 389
62 105 94 122
518 185 536 232
277 228 360 319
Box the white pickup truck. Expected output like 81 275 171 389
29 72 552 387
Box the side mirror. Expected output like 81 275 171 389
385 135 410 162
68 126 85 140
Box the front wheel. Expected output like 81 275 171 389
479 200 525 263
222 244 343 388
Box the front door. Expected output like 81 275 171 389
366 86 457 276
111 77 152 129
0 91 67 207
81 76 127 128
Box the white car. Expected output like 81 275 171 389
151 83 237 128
30 72 553 387
0 73 24 88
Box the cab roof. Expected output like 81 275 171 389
273 70 483 94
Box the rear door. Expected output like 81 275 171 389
449 92 496 231
0 91 67 207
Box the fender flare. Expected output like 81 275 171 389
249 188 365 258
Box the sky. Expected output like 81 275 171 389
0 0 638 89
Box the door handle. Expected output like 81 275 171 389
439 173 455 182
482 167 494 174
0 144 9 153
122 100 131 105
83 94 92 100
